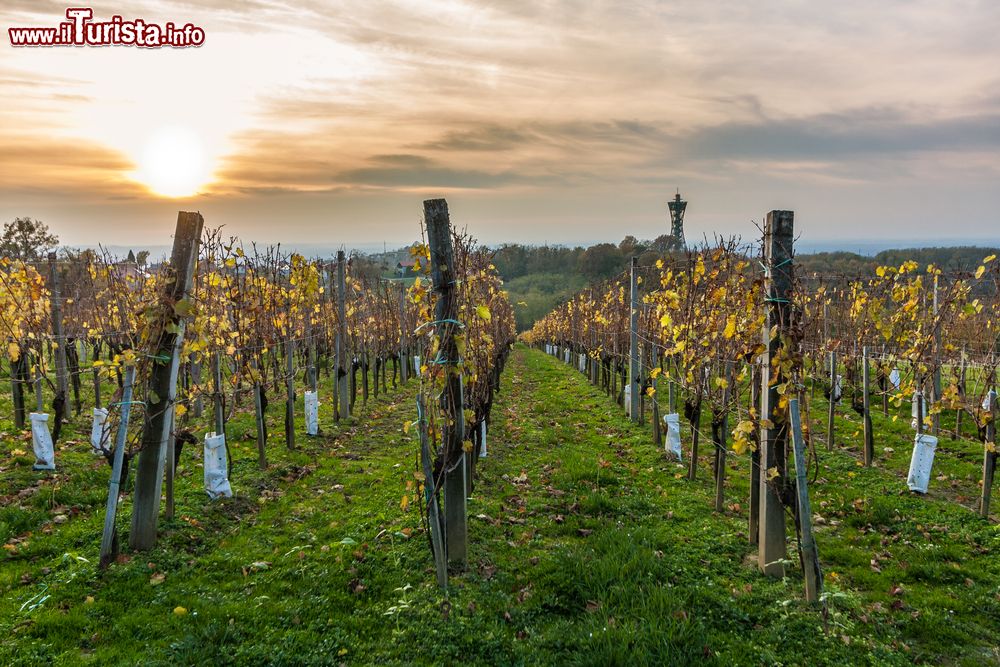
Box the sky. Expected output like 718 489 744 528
2 0 999 251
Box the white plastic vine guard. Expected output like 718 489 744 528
30 413 55 470
663 413 682 461
304 391 319 436
204 432 233 499
832 375 843 403
578 353 587 373
624 384 632 417
889 368 901 390
910 391 932 430
478 421 487 458
413 356 421 377
90 407 109 453
907 434 937 493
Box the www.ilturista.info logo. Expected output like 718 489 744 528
8 8 205 48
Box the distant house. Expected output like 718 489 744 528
396 260 416 278
109 259 149 284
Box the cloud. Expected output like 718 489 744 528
674 107 1000 162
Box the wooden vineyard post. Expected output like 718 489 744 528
212 351 225 439
11 352 26 430
980 390 997 518
629 257 640 424
99 365 135 568
129 211 203 551
92 342 102 410
956 354 966 439
285 339 296 450
399 283 409 383
652 351 663 447
308 332 318 394
425 198 468 571
47 253 70 430
863 346 874 466
191 360 203 418
252 356 267 470
758 209 793 578
418 395 448 588
164 409 176 520
714 361 733 512
336 250 350 420
827 351 836 450
790 397 822 603
932 275 941 437
749 360 760 545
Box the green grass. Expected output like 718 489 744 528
1 347 999 665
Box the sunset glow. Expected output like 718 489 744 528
134 126 211 198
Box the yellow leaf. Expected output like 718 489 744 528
173 606 187 615
984 254 996 264
476 305 492 321
7 342 19 362
723 316 736 340
975 265 986 279
400 494 409 511
766 466 779 481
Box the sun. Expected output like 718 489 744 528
135 126 211 197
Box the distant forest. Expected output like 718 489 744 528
488 238 1000 331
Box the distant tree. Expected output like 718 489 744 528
578 243 623 281
618 235 648 258
649 234 674 253
0 217 59 261
127 249 136 263
135 250 150 266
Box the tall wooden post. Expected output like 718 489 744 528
425 198 467 571
714 361 733 512
191 360 203 418
336 251 350 420
790 398 822 603
130 211 203 551
932 276 941 436
748 360 760 545
758 210 793 577
980 390 997 518
827 351 837 450
252 355 267 469
212 351 225 438
164 409 176 520
956 354 966 439
629 257 640 423
48 253 69 425
399 283 409 383
863 346 874 466
99 365 135 568
285 339 296 450
92 341 102 410
11 353 26 429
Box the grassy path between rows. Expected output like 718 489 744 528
2 345 999 665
